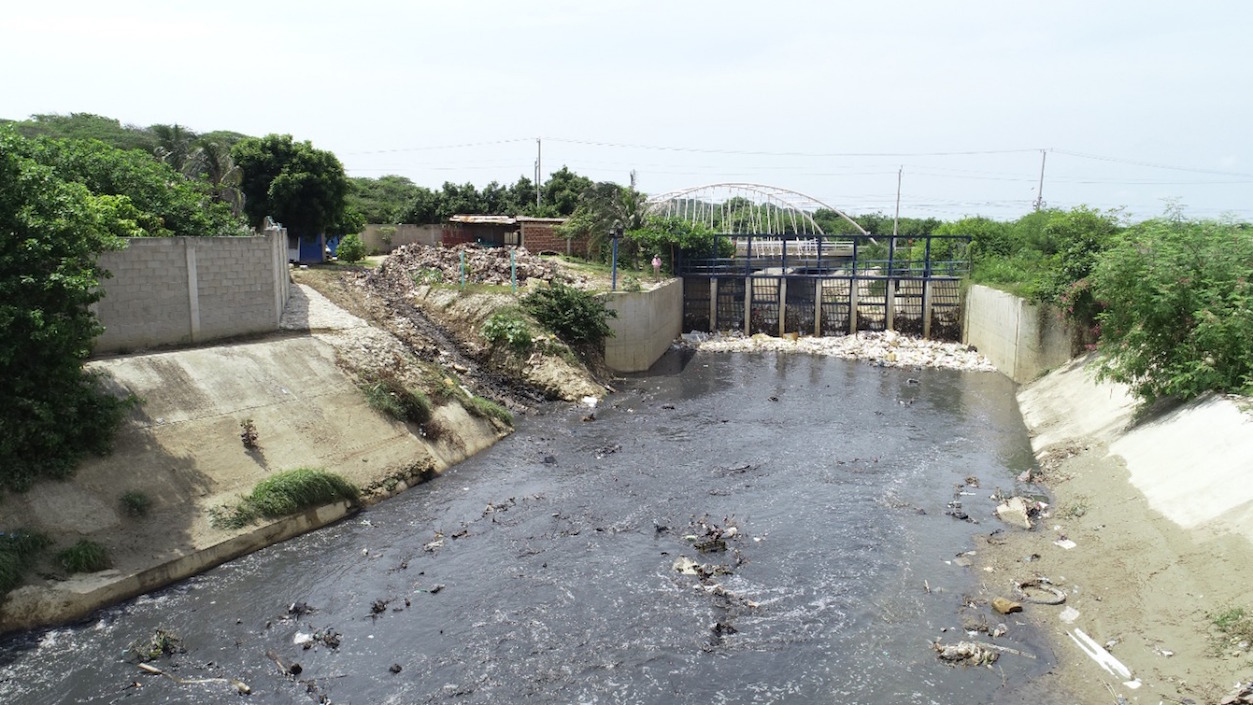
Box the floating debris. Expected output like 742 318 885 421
127 628 184 662
695 330 996 372
934 640 1000 667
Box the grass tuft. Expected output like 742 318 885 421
248 468 360 517
58 539 112 573
1210 606 1253 654
363 375 432 425
120 490 152 518
210 468 359 529
0 530 52 594
466 397 514 427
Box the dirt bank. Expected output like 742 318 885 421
972 356 1253 705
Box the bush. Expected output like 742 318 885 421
336 233 367 263
465 397 514 427
210 468 359 529
0 530 51 594
481 311 533 354
1091 215 1253 403
1 128 136 493
58 539 111 573
362 374 432 425
521 281 616 348
120 490 152 518
248 468 359 517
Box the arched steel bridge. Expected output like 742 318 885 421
644 183 868 236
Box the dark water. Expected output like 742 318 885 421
0 351 1049 704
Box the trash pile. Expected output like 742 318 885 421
688 330 997 372
932 640 1000 667
1221 679 1253 704
380 243 561 288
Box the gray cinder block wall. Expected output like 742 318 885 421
93 231 290 354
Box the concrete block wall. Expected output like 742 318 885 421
604 279 684 373
93 231 289 353
359 224 444 254
963 284 1074 383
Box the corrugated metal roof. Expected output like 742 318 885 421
515 217 568 223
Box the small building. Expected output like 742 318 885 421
442 215 521 248
440 215 585 256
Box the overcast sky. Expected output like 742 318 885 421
4 1 1251 222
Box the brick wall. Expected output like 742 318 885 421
520 220 587 256
93 231 289 353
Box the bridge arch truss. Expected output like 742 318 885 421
644 183 868 236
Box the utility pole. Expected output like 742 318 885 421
535 138 542 209
1033 149 1048 211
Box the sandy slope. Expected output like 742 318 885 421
977 356 1253 705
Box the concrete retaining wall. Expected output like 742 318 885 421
604 279 684 373
963 284 1074 383
359 224 443 254
93 232 289 353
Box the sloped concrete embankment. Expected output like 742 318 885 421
1018 356 1253 545
1 329 504 634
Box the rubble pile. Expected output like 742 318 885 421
380 243 561 288
687 330 997 372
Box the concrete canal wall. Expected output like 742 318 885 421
962 284 1074 384
604 279 684 373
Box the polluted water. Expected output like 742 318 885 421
0 350 1066 704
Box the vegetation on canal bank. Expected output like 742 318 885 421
210 468 360 530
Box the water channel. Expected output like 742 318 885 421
1 351 1058 704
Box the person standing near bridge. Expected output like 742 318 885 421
652 254 662 280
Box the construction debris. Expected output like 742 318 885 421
379 243 563 289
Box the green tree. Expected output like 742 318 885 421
540 166 594 216
30 136 243 237
347 175 422 223
185 138 244 218
1091 213 1253 403
149 123 197 173
402 186 442 224
557 182 647 261
232 134 350 238
626 217 722 272
12 113 157 153
0 128 135 492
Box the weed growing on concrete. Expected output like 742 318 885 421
57 539 112 574
1057 495 1090 520
240 418 259 449
120 490 152 518
210 468 360 530
362 373 432 425
0 530 52 594
466 397 514 427
247 468 359 517
1210 606 1253 655
208 502 260 530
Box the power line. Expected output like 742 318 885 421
544 137 1038 159
1053 149 1253 179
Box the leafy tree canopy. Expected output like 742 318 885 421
0 127 134 492
25 134 245 237
232 134 350 238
